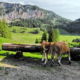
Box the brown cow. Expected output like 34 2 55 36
41 40 52 66
50 41 71 66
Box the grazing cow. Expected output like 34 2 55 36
41 40 52 66
50 41 71 66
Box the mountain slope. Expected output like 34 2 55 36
65 19 80 35
0 2 70 22
0 2 74 35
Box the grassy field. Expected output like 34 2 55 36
60 35 80 42
9 26 80 44
0 26 80 61
9 26 43 44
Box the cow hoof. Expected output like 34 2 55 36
50 64 54 67
68 61 71 65
57 61 62 66
42 60 45 63
42 64 46 67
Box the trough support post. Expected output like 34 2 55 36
15 51 23 58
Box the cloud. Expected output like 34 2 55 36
27 2 35 5
18 1 25 5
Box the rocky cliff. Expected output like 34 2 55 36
0 2 54 21
0 2 69 23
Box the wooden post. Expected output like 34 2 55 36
15 51 23 58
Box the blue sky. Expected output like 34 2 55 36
0 0 80 20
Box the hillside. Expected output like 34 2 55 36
65 19 80 35
0 2 70 22
2 2 80 35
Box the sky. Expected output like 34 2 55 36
0 0 80 21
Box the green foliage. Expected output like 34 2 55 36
12 29 17 33
30 29 40 34
10 19 42 28
65 20 80 35
72 38 80 42
68 42 80 47
9 18 71 35
31 5 39 10
20 30 25 33
34 29 40 34
0 19 11 39
41 30 47 42
35 38 39 43
48 27 55 42
54 28 60 41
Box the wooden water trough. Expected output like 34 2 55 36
2 43 80 60
2 43 41 52
2 43 41 58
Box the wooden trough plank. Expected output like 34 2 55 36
70 47 80 60
2 43 41 52
2 43 80 60
70 47 80 55
2 43 80 55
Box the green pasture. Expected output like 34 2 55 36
60 35 80 42
0 26 80 61
9 26 43 44
9 26 80 44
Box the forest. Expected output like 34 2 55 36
9 18 80 35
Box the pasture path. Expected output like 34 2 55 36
0 56 80 80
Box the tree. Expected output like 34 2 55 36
35 38 39 43
0 19 11 38
48 27 55 42
54 28 60 41
41 30 47 42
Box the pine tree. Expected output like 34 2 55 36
41 30 47 42
54 28 60 41
35 38 38 43
48 27 55 42
0 19 11 38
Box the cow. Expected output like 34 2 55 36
40 40 52 66
50 41 71 66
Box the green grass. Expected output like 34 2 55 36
9 26 80 44
11 33 41 44
9 26 43 44
60 35 80 42
23 52 42 58
0 26 80 60
0 37 14 48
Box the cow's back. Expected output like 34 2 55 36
52 41 69 53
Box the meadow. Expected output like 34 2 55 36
9 26 80 44
0 26 80 59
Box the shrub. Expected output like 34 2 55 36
0 19 11 39
20 30 25 33
30 29 40 34
72 38 80 42
13 29 17 33
35 38 39 43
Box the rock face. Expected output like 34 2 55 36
0 2 54 21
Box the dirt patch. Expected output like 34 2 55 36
0 55 80 80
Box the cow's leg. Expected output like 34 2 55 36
68 52 71 64
42 53 45 62
51 54 54 63
50 48 55 66
51 53 55 66
43 53 48 66
42 45 48 66
42 45 46 62
57 53 62 66
42 48 45 62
